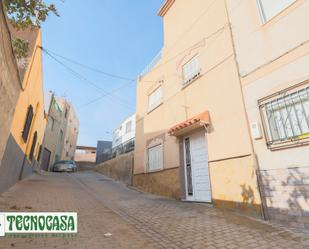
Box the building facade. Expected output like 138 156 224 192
0 25 46 192
112 114 136 156
227 0 309 228
57 98 80 161
134 0 263 217
0 3 21 170
74 146 97 163
40 94 79 171
40 92 66 171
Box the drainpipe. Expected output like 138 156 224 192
223 0 268 220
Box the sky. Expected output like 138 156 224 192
42 0 164 147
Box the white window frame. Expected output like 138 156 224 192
182 55 201 85
148 86 163 112
146 144 164 172
257 0 297 23
125 121 132 134
259 81 309 150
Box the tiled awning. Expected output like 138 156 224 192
168 111 210 136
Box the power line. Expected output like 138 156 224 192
78 80 135 109
43 48 135 82
41 47 135 110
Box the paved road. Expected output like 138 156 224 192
0 171 308 249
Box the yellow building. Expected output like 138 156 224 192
134 0 263 217
0 26 46 192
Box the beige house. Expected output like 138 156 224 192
227 0 309 228
57 99 80 161
134 0 263 217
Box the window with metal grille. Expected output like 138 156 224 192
260 85 309 149
257 0 296 23
183 55 200 84
22 105 34 142
147 144 163 172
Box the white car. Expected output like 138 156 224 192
53 160 77 172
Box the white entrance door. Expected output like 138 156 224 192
183 130 212 202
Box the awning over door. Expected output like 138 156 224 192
168 111 210 136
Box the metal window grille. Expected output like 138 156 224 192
261 86 309 148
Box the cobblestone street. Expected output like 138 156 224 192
0 171 308 249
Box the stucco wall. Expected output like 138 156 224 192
0 134 34 193
10 28 46 160
227 0 309 228
95 152 134 185
134 0 260 213
135 0 253 175
226 0 309 78
209 155 262 218
41 95 65 170
0 3 21 167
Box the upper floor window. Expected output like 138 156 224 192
260 84 309 150
147 144 163 172
257 0 296 23
183 55 201 84
125 121 132 133
22 105 34 143
148 86 163 112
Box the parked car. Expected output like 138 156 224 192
53 160 77 173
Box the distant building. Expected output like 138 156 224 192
56 98 80 161
112 114 136 156
96 141 112 164
40 93 79 171
74 146 96 163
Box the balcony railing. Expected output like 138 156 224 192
96 138 135 164
139 50 162 78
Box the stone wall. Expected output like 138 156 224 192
0 3 21 167
259 167 309 229
95 152 134 185
133 167 181 199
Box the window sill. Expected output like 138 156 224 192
147 102 163 114
267 136 309 151
182 73 202 90
145 167 164 174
